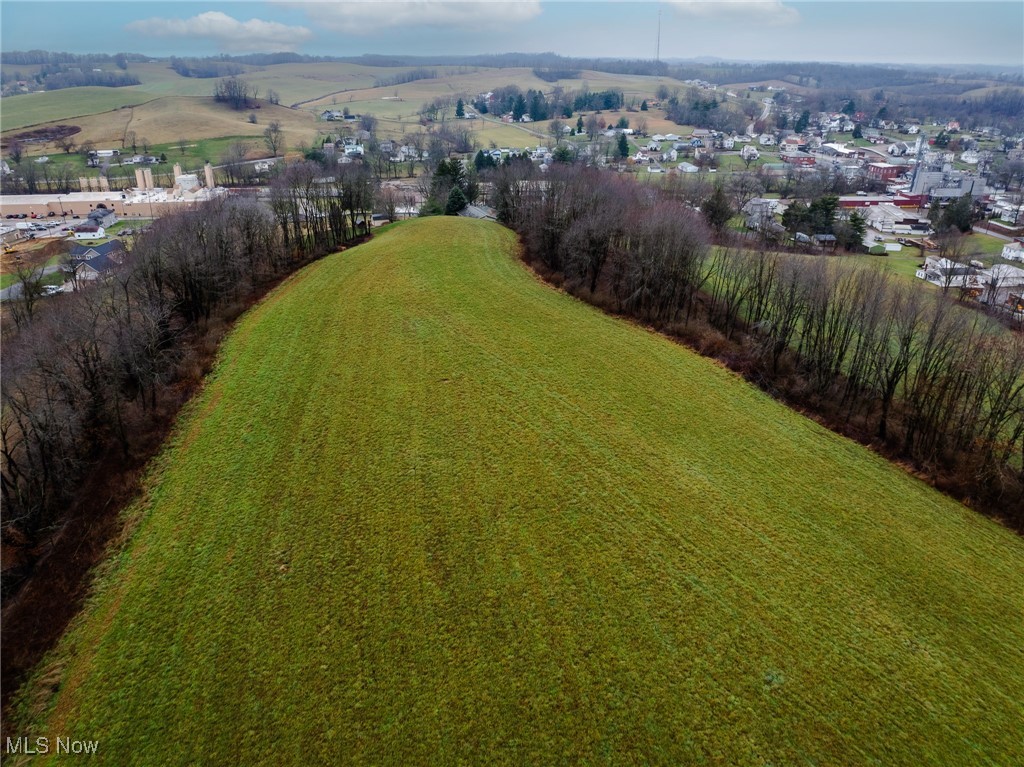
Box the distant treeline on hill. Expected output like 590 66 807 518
1 51 144 66
43 70 139 90
533 68 582 82
1 52 140 90
169 57 246 79
5 50 1020 91
373 68 439 88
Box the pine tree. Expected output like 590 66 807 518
640 100 648 111
617 132 629 158
445 186 468 215
701 185 733 233
455 99 465 118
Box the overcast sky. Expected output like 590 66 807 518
2 1 1022 68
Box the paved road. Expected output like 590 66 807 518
0 265 64 301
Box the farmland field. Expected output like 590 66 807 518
0 87 159 131
21 218 1024 766
2 63 694 152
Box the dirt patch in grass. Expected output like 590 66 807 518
0 124 80 148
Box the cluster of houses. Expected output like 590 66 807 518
84 148 165 168
320 110 362 122
916 253 1024 312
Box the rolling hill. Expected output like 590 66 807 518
20 218 1024 765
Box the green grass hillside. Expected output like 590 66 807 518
26 218 1024 765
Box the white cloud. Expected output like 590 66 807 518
125 12 313 53
287 1 542 34
667 0 799 25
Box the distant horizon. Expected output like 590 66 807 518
2 1 1021 69
1 49 1019 76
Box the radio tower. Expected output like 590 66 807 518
656 10 662 63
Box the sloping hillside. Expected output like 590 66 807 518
24 218 1024 765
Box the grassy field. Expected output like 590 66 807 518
0 88 159 131
3 62 736 161
0 61 416 131
17 218 1024 766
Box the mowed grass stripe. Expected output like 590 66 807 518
36 218 1024 766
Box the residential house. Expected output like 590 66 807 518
73 224 105 240
87 207 116 229
66 240 125 281
1001 242 1024 262
740 145 760 162
916 256 983 293
758 134 776 146
980 263 1024 306
780 136 803 154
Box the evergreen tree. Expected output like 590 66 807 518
445 186 468 215
552 145 574 164
474 150 496 171
701 185 733 233
617 132 629 158
848 210 867 246
852 124 863 139
940 194 976 233
512 94 527 121
455 98 465 118
640 100 648 111
794 109 811 133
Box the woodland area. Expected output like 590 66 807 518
488 163 1024 528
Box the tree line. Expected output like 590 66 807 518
489 162 1024 528
373 68 438 88
2 169 378 581
170 57 246 79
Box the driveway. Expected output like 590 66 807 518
0 265 64 301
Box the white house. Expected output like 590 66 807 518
73 224 105 240
1002 242 1024 262
916 256 983 292
980 263 1024 306
758 134 776 146
740 145 760 161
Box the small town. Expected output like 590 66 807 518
1 2 1023 766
